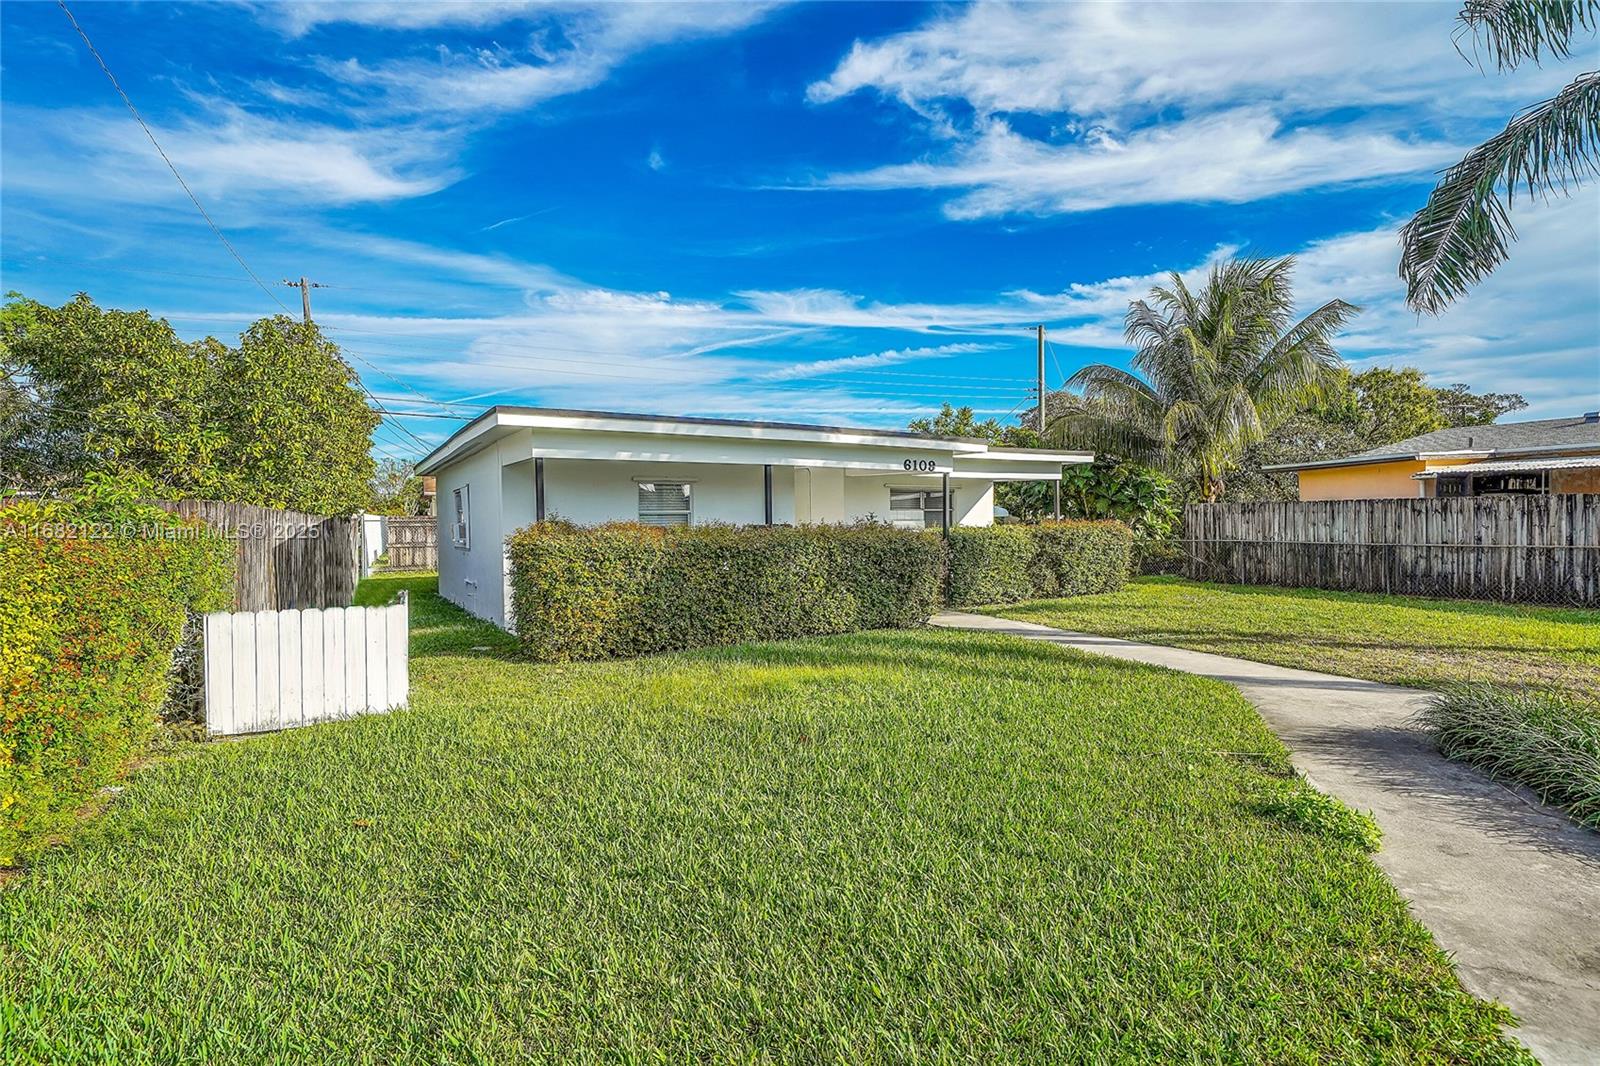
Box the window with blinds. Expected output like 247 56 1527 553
638 482 692 526
888 488 948 528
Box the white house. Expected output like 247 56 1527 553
415 405 1092 627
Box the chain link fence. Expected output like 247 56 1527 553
1184 538 1600 607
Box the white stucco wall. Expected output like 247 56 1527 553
434 438 522 628
537 458 797 527
436 444 1001 628
841 475 995 527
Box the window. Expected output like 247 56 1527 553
451 485 470 548
638 481 692 526
1436 476 1468 498
888 488 949 529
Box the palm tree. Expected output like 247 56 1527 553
1047 257 1356 502
1400 0 1599 313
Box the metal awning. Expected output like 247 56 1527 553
1413 455 1600 479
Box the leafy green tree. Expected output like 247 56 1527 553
1400 1 1600 312
1228 411 1370 501
1349 367 1447 444
1049 257 1357 501
1226 369 1530 499
371 458 428 516
1435 382 1529 425
907 403 1007 440
213 316 379 515
1 294 378 514
1 294 224 495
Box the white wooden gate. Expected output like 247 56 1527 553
203 593 409 736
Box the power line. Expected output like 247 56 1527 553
55 0 290 316
1046 337 1071 389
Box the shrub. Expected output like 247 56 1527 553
815 523 944 631
1419 684 1600 829
945 526 1036 607
507 519 1131 662
0 477 233 863
1029 520 1133 597
507 522 945 662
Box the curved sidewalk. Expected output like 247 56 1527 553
932 611 1600 1065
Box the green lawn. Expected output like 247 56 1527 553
0 574 1530 1063
986 576 1600 704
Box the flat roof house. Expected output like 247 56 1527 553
1265 412 1600 501
415 405 1092 628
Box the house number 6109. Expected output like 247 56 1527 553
903 459 937 472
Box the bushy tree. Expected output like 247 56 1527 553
1435 382 1529 426
907 403 1007 440
370 458 428 516
1 294 378 514
1226 369 1530 500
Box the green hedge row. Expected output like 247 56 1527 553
0 480 233 863
507 519 1129 662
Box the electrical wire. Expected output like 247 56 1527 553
55 1 291 317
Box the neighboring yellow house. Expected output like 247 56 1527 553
1266 413 1600 501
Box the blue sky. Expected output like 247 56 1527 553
3 1 1597 461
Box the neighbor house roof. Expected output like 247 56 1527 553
1412 455 1600 479
1263 413 1600 473
415 405 1092 476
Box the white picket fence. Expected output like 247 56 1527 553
203 593 409 736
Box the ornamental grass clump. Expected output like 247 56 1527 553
1419 684 1600 829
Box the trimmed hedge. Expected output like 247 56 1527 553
946 526 1036 606
508 518 1130 661
508 522 943 662
0 482 233 863
1028 520 1134 598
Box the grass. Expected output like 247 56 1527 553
1420 686 1600 829
984 576 1600 704
0 573 1531 1063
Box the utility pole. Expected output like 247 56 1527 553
1036 324 1046 435
1037 324 1060 519
281 277 327 324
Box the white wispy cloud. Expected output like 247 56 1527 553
807 0 1573 218
822 112 1452 219
306 4 782 118
758 343 998 380
6 4 783 213
3 102 456 207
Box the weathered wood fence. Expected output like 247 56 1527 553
1184 495 1600 605
385 515 438 571
203 594 409 736
155 500 361 610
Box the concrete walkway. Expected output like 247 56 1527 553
932 611 1600 1065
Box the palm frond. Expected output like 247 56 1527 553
1457 0 1599 71
1399 71 1600 314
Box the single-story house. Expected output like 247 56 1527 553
415 405 1092 627
1265 412 1600 501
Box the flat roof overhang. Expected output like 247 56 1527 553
417 405 1091 479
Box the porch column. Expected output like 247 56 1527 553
941 472 950 538
534 457 546 522
763 464 774 525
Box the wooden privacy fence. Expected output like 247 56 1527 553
203 594 409 736
385 515 438 571
155 500 360 610
1184 495 1600 606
